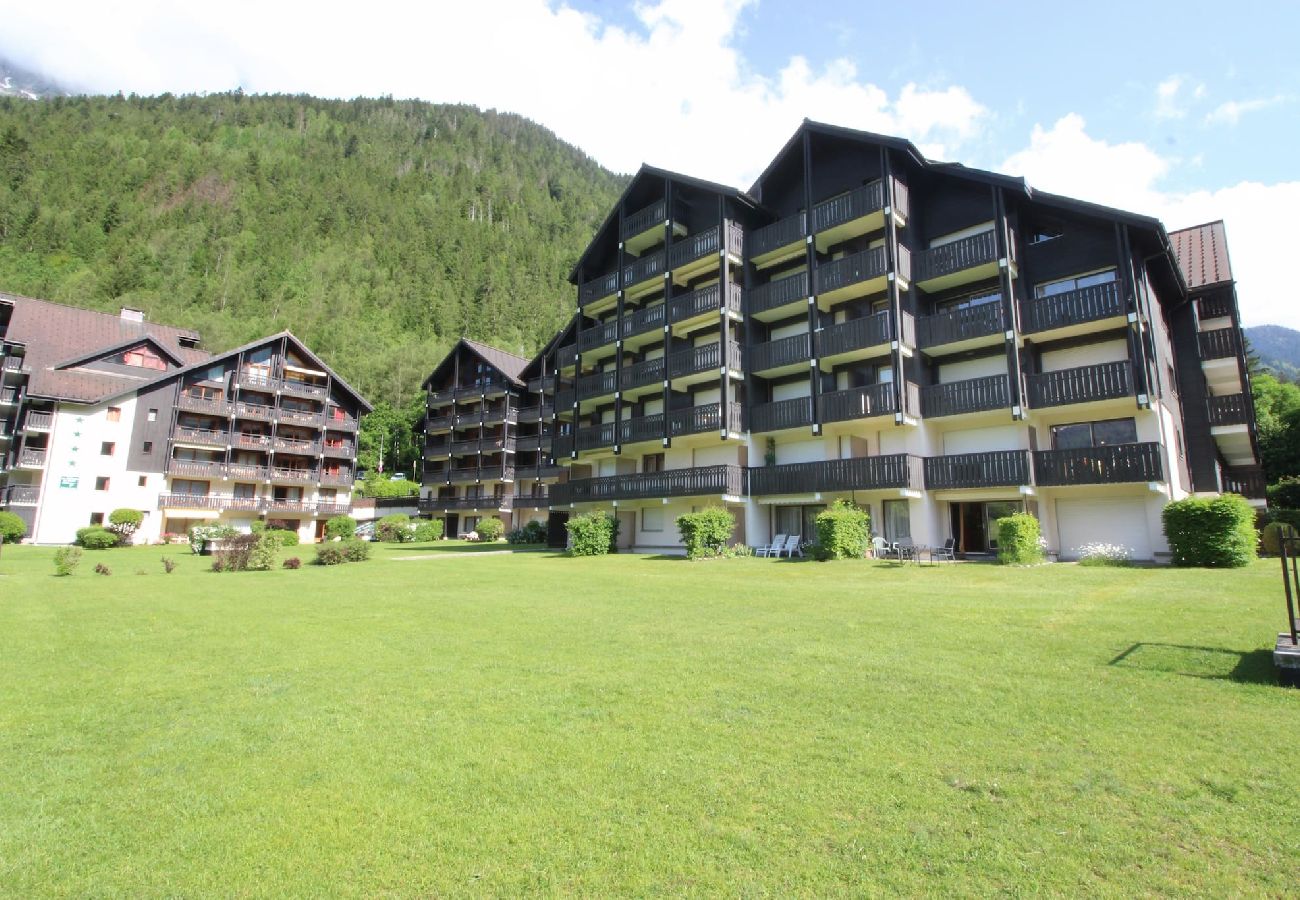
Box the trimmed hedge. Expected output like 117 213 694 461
475 517 505 542
676 507 735 559
0 510 26 544
996 514 1043 565
315 538 371 565
1163 494 1258 567
76 526 119 549
566 512 614 556
813 500 870 560
324 515 357 541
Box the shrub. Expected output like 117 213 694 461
107 508 144 544
1267 476 1300 509
213 533 259 572
507 520 546 544
0 510 26 544
94 562 111 576
376 513 416 543
161 556 176 574
188 523 236 555
53 546 82 576
342 538 371 562
996 514 1043 565
261 528 299 547
566 512 614 556
412 519 444 542
476 517 505 542
1076 542 1133 567
282 557 302 569
1163 494 1257 567
676 507 735 559
356 475 420 498
76 526 119 549
1261 521 1298 556
813 500 870 560
315 544 346 566
247 532 281 571
250 519 266 533
325 515 357 541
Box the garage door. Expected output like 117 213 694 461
1056 498 1152 560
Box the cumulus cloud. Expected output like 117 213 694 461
1154 75 1205 120
1002 115 1299 328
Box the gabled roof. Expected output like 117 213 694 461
1169 220 1233 289
421 337 532 389
52 334 186 371
1 292 209 402
567 163 763 284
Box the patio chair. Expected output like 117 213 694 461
783 535 805 559
870 535 890 559
935 537 956 562
896 537 917 562
755 534 787 558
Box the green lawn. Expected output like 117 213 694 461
0 543 1294 895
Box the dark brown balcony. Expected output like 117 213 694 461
551 433 575 457
749 212 806 267
1033 442 1163 486
817 382 903 424
921 374 1009 418
550 464 745 504
750 270 808 322
621 198 686 251
428 387 457 404
669 281 741 328
618 413 665 445
426 413 454 432
914 230 999 291
1207 394 1250 427
917 301 1005 351
227 463 272 481
424 440 450 458
322 440 355 458
1 484 39 505
814 246 890 306
1197 295 1234 321
749 453 922 495
818 310 893 366
319 468 355 487
622 302 667 346
21 410 53 431
326 414 360 433
274 437 322 455
622 247 667 295
1019 282 1123 335
516 405 542 424
174 427 228 447
451 437 481 456
666 221 743 282
1024 361 1132 409
577 368 618 401
668 340 738 384
167 459 228 478
419 495 512 513
18 448 46 467
235 401 276 422
237 370 280 391
619 356 665 395
750 332 812 376
158 493 225 510
270 466 317 484
579 270 619 306
577 318 620 354
1221 467 1265 498
178 393 230 416
1198 327 1241 360
554 389 577 411
282 378 328 400
668 401 737 437
509 493 552 509
750 396 813 433
279 408 324 428
233 432 271 450
924 450 1030 490
481 406 519 427
526 374 557 394
576 422 616 452
811 177 908 251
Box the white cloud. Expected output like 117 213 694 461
1155 76 1186 119
0 0 986 186
1002 115 1300 329
1204 95 1287 126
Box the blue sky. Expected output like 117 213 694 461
2 0 1296 325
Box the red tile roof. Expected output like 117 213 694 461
1169 221 1233 289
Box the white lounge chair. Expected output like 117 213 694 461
755 534 787 558
783 535 805 559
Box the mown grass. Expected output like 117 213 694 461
0 543 1294 895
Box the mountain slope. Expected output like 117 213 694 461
1245 325 1300 382
0 93 624 404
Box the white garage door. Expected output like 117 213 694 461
1056 498 1152 560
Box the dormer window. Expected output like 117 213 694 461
119 344 166 370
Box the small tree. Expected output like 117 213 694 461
53 546 83 576
676 507 735 559
996 514 1043 565
0 510 25 544
107 508 144 544
325 515 357 541
814 500 870 560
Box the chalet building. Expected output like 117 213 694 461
425 122 1261 560
0 293 370 544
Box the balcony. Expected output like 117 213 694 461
514 433 546 452
818 382 906 425
666 221 743 284
668 401 737 438
1222 467 1266 499
178 393 230 416
749 211 806 268
419 495 512 513
668 340 738 386
18 448 46 468
235 401 276 422
2 484 40 505
811 177 908 251
1019 282 1124 336
619 356 665 396
1033 442 1163 486
578 318 620 355
236 370 280 392
424 440 450 459
1208 394 1250 427
446 464 515 484
322 440 355 458
1024 361 1132 410
273 437 322 455
622 302 667 347
554 389 577 411
577 368 619 402
232 432 271 451
914 230 1000 292
750 270 809 323
921 374 1009 418
326 415 359 433
578 270 621 307
516 405 542 424
622 197 686 253
814 246 891 307
174 427 229 447
279 408 324 428
428 387 457 404
924 450 1031 490
576 421 616 452
669 281 742 330
917 301 1005 352
750 332 812 377
622 247 667 298
1197 295 1234 322
551 464 745 504
2 356 29 374
481 406 519 426
263 498 319 515
750 396 813 433
510 493 552 509
0 388 18 405
749 453 922 496
818 310 894 367
167 459 228 478
618 413 665 446
456 379 507 400
319 469 355 487
269 467 316 484
21 410 53 431
1198 327 1241 360
426 414 454 434
526 374 556 394
158 493 227 511
228 463 272 481
282 378 328 400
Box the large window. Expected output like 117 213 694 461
937 287 1001 313
171 479 209 496
1051 417 1138 450
883 500 911 542
1034 268 1116 298
642 507 664 532
773 504 823 542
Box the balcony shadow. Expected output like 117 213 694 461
1108 642 1275 685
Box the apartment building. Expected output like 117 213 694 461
421 121 1260 559
0 294 370 544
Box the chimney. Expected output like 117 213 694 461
120 307 145 323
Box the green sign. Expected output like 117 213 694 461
59 476 79 489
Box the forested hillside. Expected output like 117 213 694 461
1245 325 1300 383
0 93 625 406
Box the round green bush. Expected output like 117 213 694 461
676 506 736 559
565 512 613 556
314 544 346 566
376 513 415 542
412 519 444 542
76 526 119 549
341 538 371 562
324 515 357 541
1163 494 1257 567
475 517 505 542
265 528 300 547
0 510 26 544
506 520 546 544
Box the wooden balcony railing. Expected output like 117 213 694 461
269 467 317 482
667 340 737 379
21 410 53 430
623 247 666 288
819 310 892 358
921 374 1009 418
814 246 888 296
817 382 900 423
227 464 272 481
158 493 226 510
450 438 481 456
280 409 324 427
750 396 814 433
576 422 616 452
233 432 271 449
509 494 551 509
749 332 811 373
282 379 328 399
426 414 454 431
326 415 360 433
551 464 745 504
319 469 355 486
1019 282 1123 334
516 406 542 424
526 374 556 394
480 407 518 426
812 180 886 233
578 267 621 303
419 495 512 512
748 211 806 259
578 318 620 352
273 437 322 455
1207 393 1250 427
667 401 737 437
1024 361 1131 409
620 356 665 391
667 221 743 269
750 270 808 318
428 387 457 404
178 393 230 416
619 413 665 445
621 198 683 239
1198 327 1241 360
167 459 228 478
577 368 618 400
1197 295 1234 321
322 441 355 457
749 453 922 495
669 281 741 324
1222 467 1266 498
917 301 1005 349
1 356 27 372
623 302 667 340
914 230 998 284
235 402 276 421
18 448 46 467
2 484 40 504
0 388 18 404
237 370 280 391
174 427 228 446
924 450 1030 490
1032 442 1163 486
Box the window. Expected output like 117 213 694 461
137 476 147 487
100 441 115 456
1051 417 1138 450
233 483 257 500
1028 228 1063 245
937 288 1001 313
883 500 912 543
120 344 167 370
89 512 104 526
95 476 110 491
142 441 153 454
147 408 158 422
106 406 121 422
773 504 824 542
642 507 664 532
1034 268 1117 299
642 453 664 473
172 479 210 497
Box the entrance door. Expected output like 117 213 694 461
314 519 328 542
446 514 459 538
950 503 987 556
